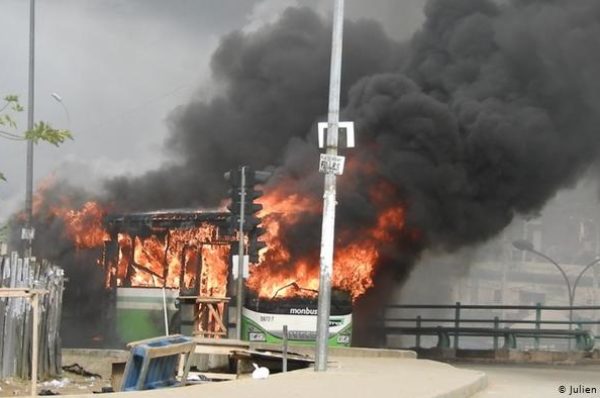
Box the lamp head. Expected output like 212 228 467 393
512 239 534 252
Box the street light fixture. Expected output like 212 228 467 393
512 239 600 350
51 92 71 128
512 239 534 252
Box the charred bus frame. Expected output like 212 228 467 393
102 210 233 293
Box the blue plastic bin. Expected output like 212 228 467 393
121 335 195 391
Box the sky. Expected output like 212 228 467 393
0 0 427 222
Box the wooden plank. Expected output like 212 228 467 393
31 293 39 397
193 337 249 347
194 345 244 355
0 256 63 381
0 257 6 366
1 255 12 378
193 337 249 356
187 371 237 381
143 342 197 358
20 258 31 378
230 349 314 363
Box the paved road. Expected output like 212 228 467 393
63 357 486 398
458 364 600 398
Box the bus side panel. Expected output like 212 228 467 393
241 307 352 347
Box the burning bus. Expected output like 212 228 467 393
45 171 407 346
242 288 352 346
99 208 353 346
101 209 233 342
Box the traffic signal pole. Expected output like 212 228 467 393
315 0 345 372
225 166 271 341
236 166 246 341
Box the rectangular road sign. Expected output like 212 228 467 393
232 255 249 279
21 228 35 240
319 154 345 175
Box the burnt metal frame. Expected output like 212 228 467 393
102 210 234 289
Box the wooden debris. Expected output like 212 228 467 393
0 253 65 380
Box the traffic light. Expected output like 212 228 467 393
246 169 270 263
224 167 271 263
248 230 267 263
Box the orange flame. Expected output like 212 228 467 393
246 184 406 301
48 199 229 295
51 201 110 249
44 172 408 302
111 225 229 292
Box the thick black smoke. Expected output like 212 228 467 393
105 7 403 209
102 0 600 295
106 0 600 249
23 0 600 345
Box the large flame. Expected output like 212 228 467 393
246 188 405 300
44 173 408 302
52 202 110 249
48 198 229 295
108 225 229 293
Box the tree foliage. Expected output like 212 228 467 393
0 94 73 181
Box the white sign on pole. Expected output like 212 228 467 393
21 228 35 240
232 255 249 280
318 121 355 148
319 154 345 175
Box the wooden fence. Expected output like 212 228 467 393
0 253 65 379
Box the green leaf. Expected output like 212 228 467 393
25 122 73 146
0 114 17 129
0 172 5 182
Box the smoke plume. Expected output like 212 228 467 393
20 0 600 345
107 0 600 264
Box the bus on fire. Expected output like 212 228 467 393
241 289 352 346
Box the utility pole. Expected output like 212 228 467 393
315 0 349 371
236 166 246 340
225 166 270 341
24 0 36 256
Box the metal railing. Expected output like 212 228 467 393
382 303 600 351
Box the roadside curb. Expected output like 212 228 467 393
435 371 488 398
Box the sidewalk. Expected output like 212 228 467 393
60 351 487 398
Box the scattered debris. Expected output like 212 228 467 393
251 363 270 380
93 387 115 394
39 389 59 395
62 363 102 379
41 378 70 388
187 374 210 383
0 256 65 380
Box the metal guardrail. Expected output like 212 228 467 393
382 303 600 351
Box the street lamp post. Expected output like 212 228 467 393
24 0 36 257
512 239 600 350
315 0 346 372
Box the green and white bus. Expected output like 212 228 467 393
241 290 352 347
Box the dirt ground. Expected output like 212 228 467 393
0 373 110 396
0 349 126 397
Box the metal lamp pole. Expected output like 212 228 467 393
513 240 600 350
315 0 345 372
571 256 600 315
24 0 36 257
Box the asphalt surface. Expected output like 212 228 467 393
459 364 600 398
59 357 487 398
